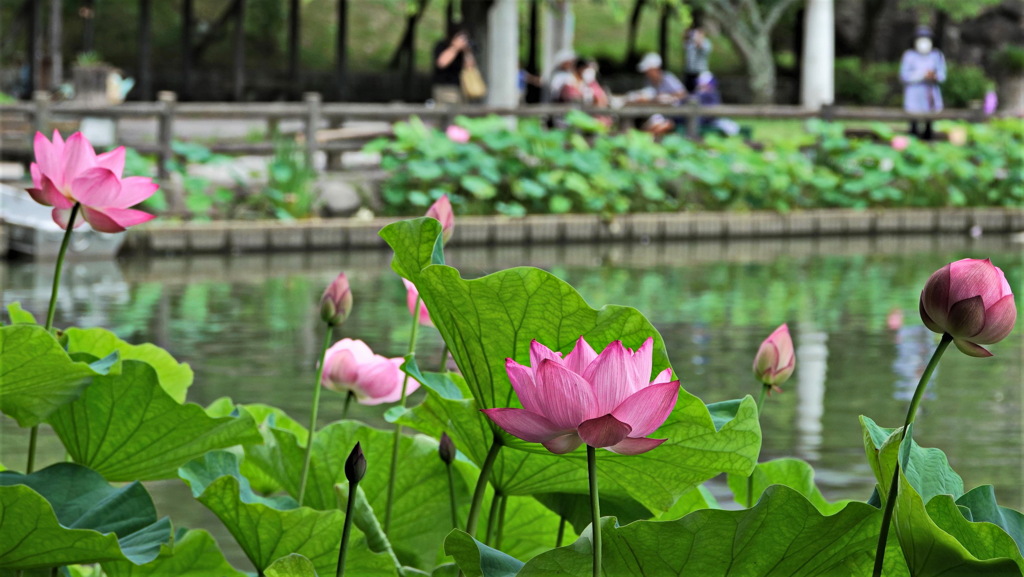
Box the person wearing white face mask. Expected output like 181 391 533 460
899 25 947 141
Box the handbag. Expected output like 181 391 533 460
460 65 487 100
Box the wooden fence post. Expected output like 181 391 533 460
327 115 344 171
304 91 322 173
686 99 700 140
32 90 51 136
157 91 177 180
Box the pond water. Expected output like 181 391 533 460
2 233 1021 570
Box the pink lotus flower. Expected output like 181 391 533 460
482 338 679 455
446 125 471 144
752 324 795 391
891 136 909 151
920 258 1016 357
320 272 353 326
321 338 416 404
402 279 433 327
26 131 158 233
426 195 454 244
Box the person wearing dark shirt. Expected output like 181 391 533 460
433 28 476 105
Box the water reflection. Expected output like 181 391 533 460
1 234 1021 566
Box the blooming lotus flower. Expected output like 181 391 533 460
26 131 158 232
402 279 433 327
426 195 454 244
446 125 470 144
482 338 679 455
920 258 1016 357
320 272 353 326
752 324 795 390
891 136 909 151
321 338 417 404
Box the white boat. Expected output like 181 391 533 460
0 183 125 260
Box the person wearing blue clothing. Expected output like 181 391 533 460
899 25 946 141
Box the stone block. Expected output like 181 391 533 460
345 221 387 248
970 208 1007 232
875 211 903 233
267 225 307 251
843 211 874 234
785 212 817 236
493 219 528 244
662 213 693 239
525 216 562 243
563 215 601 242
724 214 755 238
901 210 935 233
598 217 629 242
308 223 346 249
453 218 493 245
691 214 724 238
628 214 664 241
937 210 970 233
188 227 228 252
148 227 189 253
229 225 268 252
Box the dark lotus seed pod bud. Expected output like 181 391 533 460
345 442 366 484
439 432 456 465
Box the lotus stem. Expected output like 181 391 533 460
494 495 508 551
872 332 952 577
746 383 772 508
485 492 501 543
556 516 566 547
438 343 449 372
587 445 602 577
336 480 358 577
27 203 81 475
384 297 422 534
298 327 335 506
465 434 503 538
341 391 354 420
446 460 459 528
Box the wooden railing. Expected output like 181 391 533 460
1 90 992 176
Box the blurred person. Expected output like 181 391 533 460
549 49 578 103
899 25 946 141
628 53 687 134
433 26 477 105
683 26 712 93
691 72 740 136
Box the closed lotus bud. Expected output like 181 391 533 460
920 258 1016 357
320 272 353 326
753 324 795 388
438 432 456 465
345 442 366 484
426 195 454 245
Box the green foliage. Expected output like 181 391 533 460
899 0 1003 22
371 115 1023 216
943 64 994 108
727 457 852 514
47 360 260 482
0 463 172 571
103 529 246 577
0 325 111 427
444 530 524 577
835 57 901 106
253 139 319 220
993 45 1024 74
265 554 320 577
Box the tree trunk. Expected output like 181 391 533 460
625 0 646 67
461 0 491 74
658 3 670 68
858 0 889 61
746 35 776 104
336 0 348 100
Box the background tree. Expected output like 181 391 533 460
695 0 801 104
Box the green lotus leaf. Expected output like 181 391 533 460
443 530 524 577
0 463 171 571
0 324 108 427
64 327 194 403
103 529 246 577
265 554 319 577
956 485 1024 555
727 457 851 514
47 360 261 481
513 485 888 576
861 416 964 503
178 451 396 576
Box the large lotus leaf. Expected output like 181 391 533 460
64 327 193 403
956 486 1024 555
0 324 107 427
103 529 246 577
514 485 887 576
381 219 761 514
861 416 964 503
265 554 319 577
242 416 472 569
5 302 37 324
393 386 759 517
178 451 397 577
893 473 1023 576
443 530 524 577
47 360 261 481
0 463 172 570
653 485 720 521
727 458 851 514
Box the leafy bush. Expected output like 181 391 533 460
367 114 1023 216
993 45 1024 74
943 63 992 108
834 57 900 107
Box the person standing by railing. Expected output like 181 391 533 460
433 27 477 105
683 26 712 94
899 25 946 141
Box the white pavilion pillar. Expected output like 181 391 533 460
800 0 834 109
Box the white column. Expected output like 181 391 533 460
486 0 519 107
800 0 834 109
541 0 574 83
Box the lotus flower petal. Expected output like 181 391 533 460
481 408 567 443
607 437 666 455
355 358 410 405
533 359 597 429
81 207 155 233
320 338 408 405
116 176 160 207
61 132 98 188
563 336 597 375
954 339 993 358
753 324 795 387
651 367 673 385
53 208 86 229
529 339 563 369
948 259 1003 309
583 340 645 414
972 295 1017 344
506 358 542 413
946 295 986 338
919 258 1016 355
96 146 126 176
611 380 680 437
542 433 584 454
577 414 632 448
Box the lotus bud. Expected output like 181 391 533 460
919 258 1016 357
752 324 795 390
439 432 456 465
320 272 353 326
426 195 454 245
345 442 366 484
